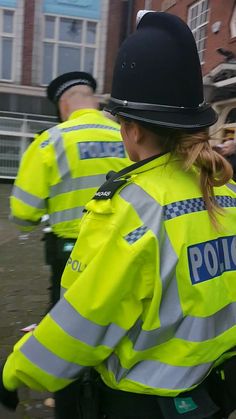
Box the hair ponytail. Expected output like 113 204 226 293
140 123 233 229
174 130 233 228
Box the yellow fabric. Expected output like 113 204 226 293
10 109 131 237
4 153 236 396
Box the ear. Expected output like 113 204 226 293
58 97 68 122
132 121 145 144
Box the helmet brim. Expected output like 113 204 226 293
106 99 218 130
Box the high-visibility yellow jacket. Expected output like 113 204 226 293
10 109 131 238
4 153 236 396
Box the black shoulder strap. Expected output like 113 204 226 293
93 154 162 201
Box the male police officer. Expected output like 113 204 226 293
9 71 131 418
10 71 130 307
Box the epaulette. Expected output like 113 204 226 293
93 171 130 200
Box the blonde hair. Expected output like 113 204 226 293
141 124 233 229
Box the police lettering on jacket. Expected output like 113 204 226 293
188 235 236 284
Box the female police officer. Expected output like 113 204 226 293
1 11 236 419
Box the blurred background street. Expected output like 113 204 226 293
0 181 54 418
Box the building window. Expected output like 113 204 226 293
0 9 15 81
188 0 209 64
42 15 98 85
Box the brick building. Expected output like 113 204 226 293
0 0 235 178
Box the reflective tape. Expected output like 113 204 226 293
49 206 84 225
62 124 120 133
227 183 236 194
125 225 148 244
164 196 236 221
120 183 181 348
12 186 46 209
49 127 70 179
50 174 106 197
20 335 83 379
105 353 212 390
175 302 236 341
50 298 126 348
60 286 66 298
120 184 164 239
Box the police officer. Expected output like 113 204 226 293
9 71 131 418
10 71 131 308
2 11 236 419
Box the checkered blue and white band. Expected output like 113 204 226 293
54 79 92 102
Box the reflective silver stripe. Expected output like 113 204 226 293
227 183 236 194
105 353 212 390
20 335 83 379
12 186 46 209
10 215 40 227
49 127 70 179
50 298 126 348
120 184 164 239
50 174 106 197
49 206 84 225
130 301 236 351
120 184 182 349
175 302 236 341
62 124 120 133
60 286 66 298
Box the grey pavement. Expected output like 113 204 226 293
0 182 54 418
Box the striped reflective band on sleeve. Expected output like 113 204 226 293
12 186 46 209
50 174 106 197
105 353 212 390
49 206 84 225
62 124 120 133
20 335 83 379
9 215 40 227
125 225 148 244
164 196 236 220
50 297 126 348
120 184 181 347
49 127 70 179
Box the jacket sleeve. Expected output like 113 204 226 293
9 132 51 231
3 206 155 392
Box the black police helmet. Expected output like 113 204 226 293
107 11 217 130
47 71 97 104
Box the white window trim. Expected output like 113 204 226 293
41 13 99 86
0 7 16 82
188 0 209 65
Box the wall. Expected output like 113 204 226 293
103 0 128 93
129 0 236 76
21 0 35 85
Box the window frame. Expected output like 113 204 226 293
41 13 99 86
187 0 210 65
0 7 16 82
